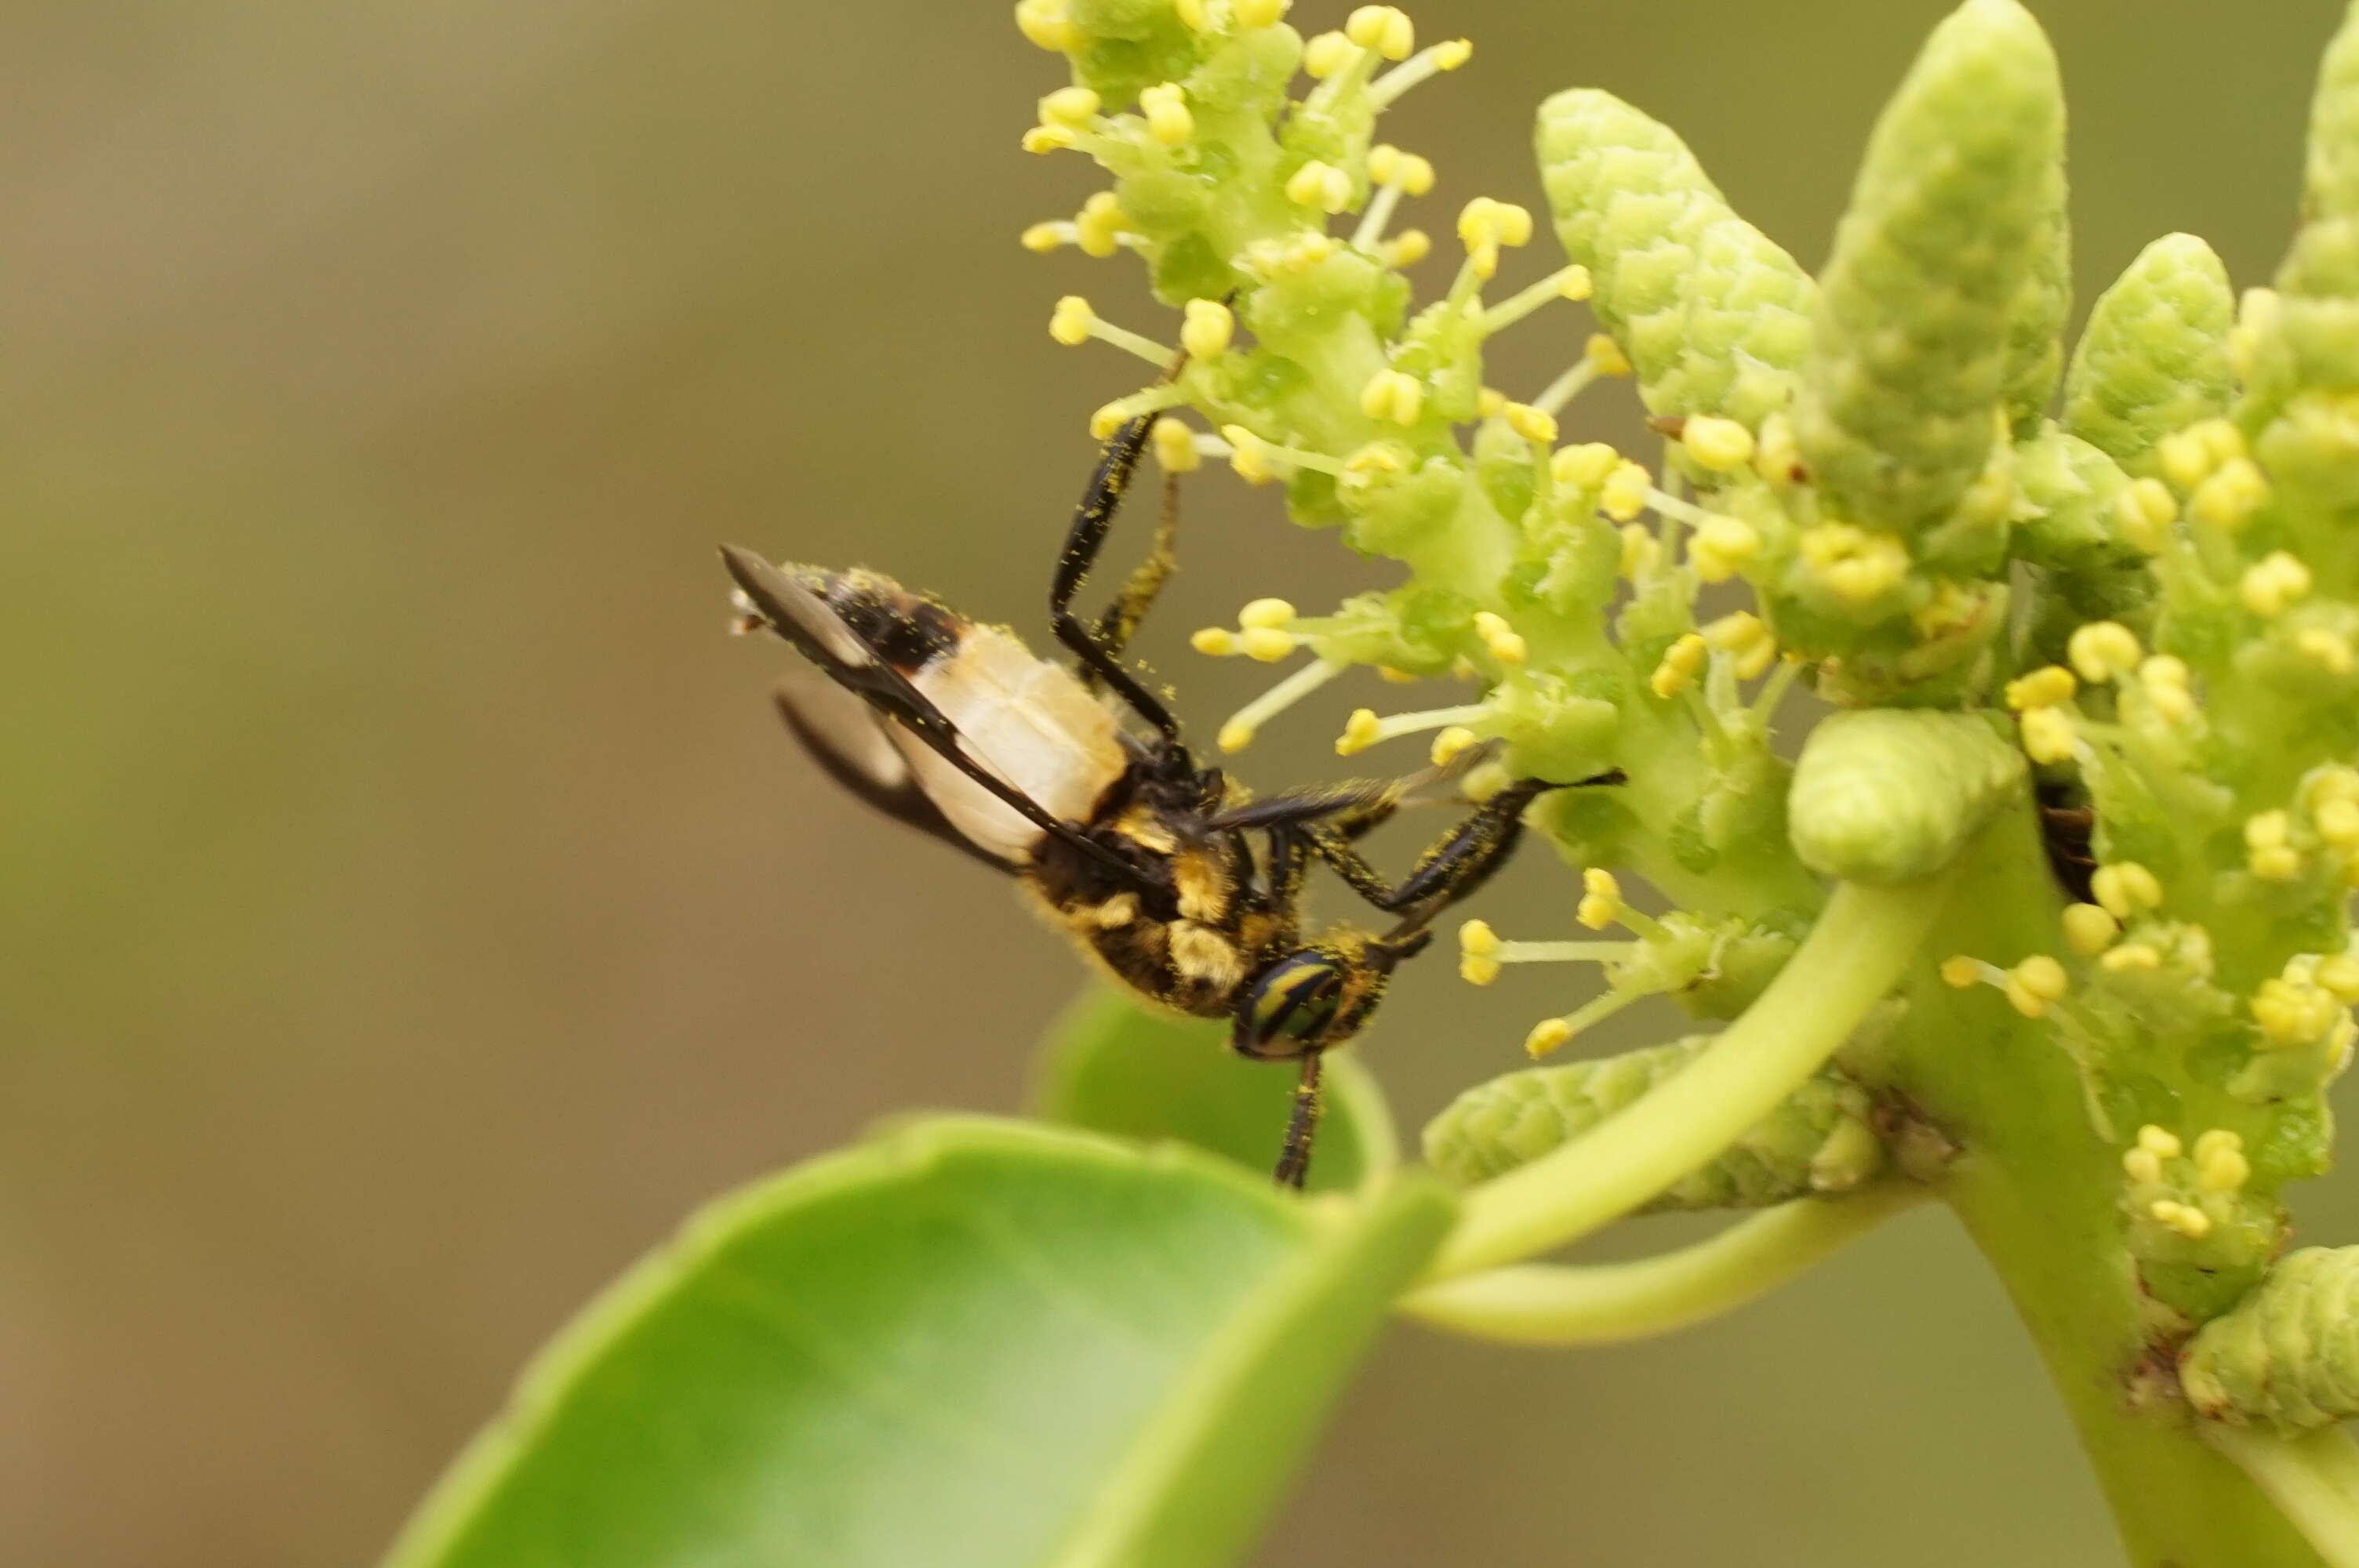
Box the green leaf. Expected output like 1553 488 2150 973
387 1116 1454 1568
1032 986 1397 1192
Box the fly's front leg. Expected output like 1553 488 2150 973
1309 776 1598 916
1051 412 1188 749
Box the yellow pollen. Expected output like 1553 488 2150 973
1301 31 1355 78
1431 37 1473 69
2252 974 2342 1046
1600 460 1652 521
2114 477 2177 552
1336 708 1383 756
1216 720 1256 754
1584 332 1632 376
1038 85 1101 128
1688 515 1761 583
1939 955 1983 989
2004 955 2069 1016
1368 144 1436 195
2005 665 2077 712
2136 1123 2183 1159
1472 611 1527 665
1190 626 1238 657
2150 1200 2213 1240
1241 626 1296 662
1556 264 1594 300
1152 416 1201 474
1550 441 1620 489
1238 597 1296 631
2062 902 2121 956
2197 1142 2252 1192
1360 368 1425 426
1681 416 1756 472
1702 610 1776 679
2240 550 2314 618
1074 191 1130 256
1014 0 1077 51
1140 82 1193 145
1049 295 1095 345
1286 159 1355 213
1649 632 1708 699
1383 228 1432 267
2100 942 2162 974
1346 4 1416 58
1430 725 1481 766
2067 621 2143 683
1089 401 1132 441
1020 220 1070 252
1797 522 1909 602
1503 402 1557 444
2122 1147 2164 1185
1460 918 1501 957
2190 457 2270 532
1023 124 1080 154
2091 862 2164 920
2157 428 2217 492
2019 707 2076 765
1525 1018 1575 1058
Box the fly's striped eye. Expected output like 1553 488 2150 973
1235 951 1346 1060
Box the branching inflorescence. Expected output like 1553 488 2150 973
1018 0 2359 1558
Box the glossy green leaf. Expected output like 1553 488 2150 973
1030 987 1398 1192
387 1116 1454 1568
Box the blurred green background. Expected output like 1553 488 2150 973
6 2 2357 1563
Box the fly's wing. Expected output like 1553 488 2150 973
1205 741 1505 835
722 545 1142 880
771 681 1018 873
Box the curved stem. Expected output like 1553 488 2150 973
1423 873 1956 1280
2203 1425 2359 1568
1400 1182 1928 1345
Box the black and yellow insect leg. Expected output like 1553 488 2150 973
1050 414 1189 750
1089 469 1181 664
1271 1053 1323 1190
1307 776 1612 920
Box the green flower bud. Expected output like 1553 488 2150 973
2181 1246 2359 1432
2014 427 2136 570
2268 9 2359 397
1794 0 2066 535
2063 234 2235 476
1789 709 2026 883
1534 89 1814 429
1422 1035 1882 1203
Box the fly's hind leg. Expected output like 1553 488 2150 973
1087 469 1180 665
1271 1052 1324 1189
1308 771 1624 920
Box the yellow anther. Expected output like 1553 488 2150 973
1492 203 1533 246
1600 460 1652 521
1074 191 1130 256
1217 720 1256 753
2005 665 2077 711
1688 515 1761 583
1649 632 1708 699
1619 523 1661 581
1459 950 1500 985
1336 707 1382 755
1577 867 1622 931
1797 522 1910 603
1503 402 1558 444
2239 550 2314 618
1302 31 1355 78
1152 416 1201 474
1038 85 1101 128
2091 862 2164 920
2140 655 2190 689
1234 0 1289 26
1431 37 1473 69
1223 424 1276 484
1476 387 1508 418
1174 0 1208 28
1238 597 1296 631
1383 228 1432 267
1472 610 1527 665
2299 628 2357 675
1681 416 1756 473
2060 902 2120 957
1753 412 1801 484
2245 810 2292 850
1584 332 1632 376
1377 664 1419 684
1190 626 1239 657
1049 295 1096 345
1014 0 1077 51
1285 158 1355 213
2252 974 2342 1046
1368 145 1436 195
1344 442 1406 481
1939 955 1984 989
2247 807 2301 880
2190 457 2270 532
1139 82 1193 145
2194 1128 2244 1164
1089 401 1132 441
2067 621 2143 684
2122 1147 2164 1185
2100 942 2162 974
2317 954 2359 1001
1020 220 1070 252
1346 4 1416 58
1429 726 1480 767
1554 264 1594 302
1702 610 1776 680
1460 918 1502 957
2150 1200 2213 1240
1525 1018 1575 1058
1550 441 1620 489
2157 427 2217 491
2019 706 2076 765
2319 797 2359 851
1360 368 1426 426
1023 125 1080 154
2193 417 2249 466
2114 477 2177 552
1455 198 1531 278
2197 1141 2252 1193
2136 1124 2184 1159
1241 626 1296 662
2004 954 2069 1017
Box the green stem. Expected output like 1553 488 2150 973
2204 1426 2359 1568
1400 1183 1928 1345
1887 799 2326 1567
1423 872 1956 1280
